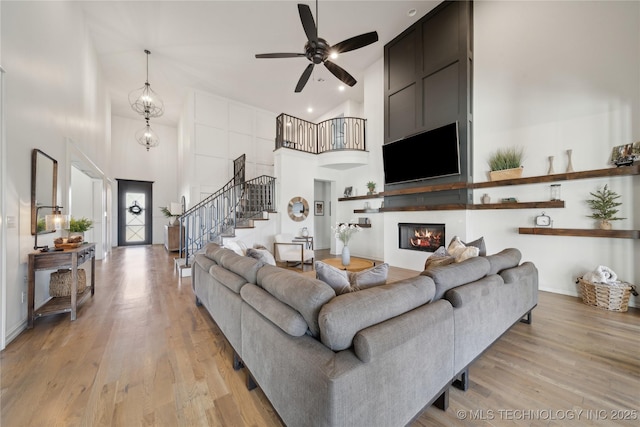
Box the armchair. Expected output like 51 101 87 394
273 233 314 269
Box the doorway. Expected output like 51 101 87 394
117 179 153 246
313 179 332 250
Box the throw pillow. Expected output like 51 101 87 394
447 236 480 263
424 246 455 269
463 236 486 256
315 261 351 295
246 247 276 266
348 263 389 291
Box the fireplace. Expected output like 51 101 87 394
398 223 445 252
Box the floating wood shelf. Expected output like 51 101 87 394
353 209 380 213
340 165 639 198
518 227 640 239
338 194 383 202
378 201 564 212
472 164 639 189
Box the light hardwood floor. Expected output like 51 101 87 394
1 245 638 426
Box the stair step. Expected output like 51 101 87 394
235 225 255 229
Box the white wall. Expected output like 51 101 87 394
1 1 110 343
111 115 179 245
472 0 639 304
182 90 276 209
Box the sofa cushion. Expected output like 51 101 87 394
204 242 223 261
220 251 263 284
258 268 335 337
348 263 389 290
211 247 237 264
422 256 491 300
240 284 308 336
318 275 436 351
315 261 351 295
485 248 522 275
209 265 247 294
246 247 276 266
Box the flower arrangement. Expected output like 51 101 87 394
332 222 361 245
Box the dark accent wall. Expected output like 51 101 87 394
383 0 473 207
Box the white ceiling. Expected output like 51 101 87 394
77 0 441 126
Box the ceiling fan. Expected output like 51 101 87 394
255 1 379 93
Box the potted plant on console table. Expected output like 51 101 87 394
488 147 524 181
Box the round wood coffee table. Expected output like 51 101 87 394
322 257 375 272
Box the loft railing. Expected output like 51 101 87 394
177 155 275 268
275 113 366 154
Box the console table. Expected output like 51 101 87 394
27 243 96 328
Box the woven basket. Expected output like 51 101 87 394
489 167 524 181
49 268 86 297
578 278 634 312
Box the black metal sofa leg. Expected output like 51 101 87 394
233 351 244 371
434 389 449 411
453 368 469 391
520 310 532 324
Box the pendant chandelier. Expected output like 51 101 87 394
135 113 160 151
129 49 164 118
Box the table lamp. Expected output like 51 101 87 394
34 205 69 251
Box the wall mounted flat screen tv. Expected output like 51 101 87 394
383 122 460 185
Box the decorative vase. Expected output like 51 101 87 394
547 156 555 175
481 193 491 204
566 149 574 173
301 227 309 237
599 220 612 230
341 245 351 266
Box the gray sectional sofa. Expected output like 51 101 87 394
192 243 538 427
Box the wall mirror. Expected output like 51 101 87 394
287 196 309 222
31 149 58 235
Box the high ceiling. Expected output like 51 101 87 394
77 1 440 126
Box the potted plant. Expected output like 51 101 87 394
366 181 376 195
586 184 625 230
488 147 524 181
160 206 180 225
67 216 93 240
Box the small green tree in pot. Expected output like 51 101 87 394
586 185 625 230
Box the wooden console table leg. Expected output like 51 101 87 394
27 256 35 329
70 252 78 321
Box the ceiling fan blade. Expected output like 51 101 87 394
324 60 356 87
295 63 315 92
332 31 379 54
255 53 306 59
298 4 317 41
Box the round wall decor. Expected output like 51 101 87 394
287 197 309 222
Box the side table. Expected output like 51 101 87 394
292 236 314 250
27 243 96 328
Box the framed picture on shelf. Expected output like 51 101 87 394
343 186 353 198
314 201 324 216
609 142 640 166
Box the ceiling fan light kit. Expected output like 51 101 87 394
255 1 379 93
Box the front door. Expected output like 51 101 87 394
117 179 153 246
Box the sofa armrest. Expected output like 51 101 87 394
500 261 538 285
353 299 452 363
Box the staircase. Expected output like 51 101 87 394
176 155 276 275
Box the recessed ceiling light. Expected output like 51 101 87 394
307 107 313 113
338 85 345 92
408 8 417 17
